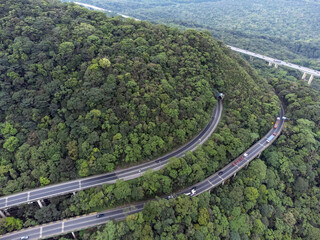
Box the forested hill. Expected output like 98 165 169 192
76 0 320 71
0 0 277 198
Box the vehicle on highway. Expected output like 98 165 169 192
166 195 174 200
274 117 280 129
274 60 281 63
218 171 224 176
184 187 196 196
233 153 248 165
20 237 29 240
96 213 105 218
266 135 275 143
273 132 277 136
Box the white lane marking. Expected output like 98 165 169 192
27 192 30 201
208 180 214 186
5 197 7 207
40 226 43 238
79 181 82 189
218 175 224 180
233 164 240 169
62 222 64 232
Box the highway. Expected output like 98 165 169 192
0 100 222 211
229 46 320 77
0 107 285 240
0 204 144 240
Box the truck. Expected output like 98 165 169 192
274 117 280 129
266 135 275 143
219 93 224 99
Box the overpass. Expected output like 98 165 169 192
229 46 320 85
0 106 285 240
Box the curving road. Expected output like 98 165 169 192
0 100 222 211
0 106 285 240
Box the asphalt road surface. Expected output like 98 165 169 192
229 46 320 77
0 100 222 211
0 106 285 240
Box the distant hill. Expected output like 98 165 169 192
74 0 320 71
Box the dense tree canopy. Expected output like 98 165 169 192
0 0 281 236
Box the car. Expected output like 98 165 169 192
184 187 197 196
273 133 277 136
233 153 248 165
96 213 105 218
20 237 29 240
166 195 174 200
218 171 224 176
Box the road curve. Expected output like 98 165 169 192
0 106 285 240
0 100 222 211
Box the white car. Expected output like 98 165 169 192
184 187 196 196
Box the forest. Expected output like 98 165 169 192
1 0 319 240
65 68 320 240
73 0 320 73
0 0 280 236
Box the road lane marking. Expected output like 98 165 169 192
27 192 30 201
79 181 81 189
62 222 64 232
5 197 7 207
40 226 43 238
218 175 224 180
208 180 214 186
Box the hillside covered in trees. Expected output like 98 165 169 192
0 0 282 235
72 69 320 240
73 0 320 74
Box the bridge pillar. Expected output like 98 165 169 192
73 192 76 195
257 152 261 158
274 63 278 69
302 72 307 79
250 56 254 61
0 210 6 218
308 75 314 85
268 62 272 66
37 200 44 208
233 172 236 178
4 209 10 216
71 232 77 239
222 181 225 185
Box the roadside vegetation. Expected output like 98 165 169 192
0 0 278 235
